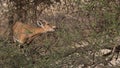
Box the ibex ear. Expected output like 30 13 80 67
37 21 44 28
40 19 48 24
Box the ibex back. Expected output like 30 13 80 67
13 20 56 44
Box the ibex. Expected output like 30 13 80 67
12 20 56 44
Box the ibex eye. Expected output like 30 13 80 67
39 22 42 25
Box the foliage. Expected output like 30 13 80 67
0 0 120 68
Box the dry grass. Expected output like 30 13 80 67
0 0 120 68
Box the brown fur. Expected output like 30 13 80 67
13 21 56 44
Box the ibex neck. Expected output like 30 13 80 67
28 27 46 37
33 28 46 35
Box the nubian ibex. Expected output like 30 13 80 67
13 19 56 44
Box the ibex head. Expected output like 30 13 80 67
37 19 56 32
